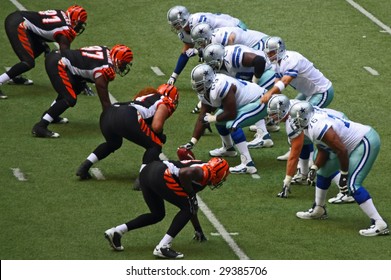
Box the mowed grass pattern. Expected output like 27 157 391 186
0 0 390 260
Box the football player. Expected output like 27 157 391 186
289 101 389 237
31 44 133 138
261 37 334 181
166 6 247 87
76 84 179 182
104 157 229 259
0 5 87 99
203 43 276 149
181 64 269 174
267 94 354 204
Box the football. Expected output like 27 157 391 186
177 147 196 160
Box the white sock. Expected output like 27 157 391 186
315 187 328 207
0 73 10 84
43 113 54 123
220 135 234 148
116 224 128 235
359 199 382 221
255 119 267 132
87 153 99 164
236 142 252 163
158 234 174 247
298 158 310 175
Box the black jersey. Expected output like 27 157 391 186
59 46 115 83
20 10 76 42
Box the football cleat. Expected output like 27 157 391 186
291 169 308 185
8 76 33 85
153 244 183 259
277 149 291 161
52 116 69 124
328 192 355 204
359 219 389 237
76 160 92 180
296 204 328 220
247 132 274 149
209 146 237 157
104 228 124 251
0 89 8 99
266 123 280 132
229 161 257 174
32 124 59 138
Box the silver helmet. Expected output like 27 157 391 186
167 6 190 31
203 43 225 70
190 64 215 96
263 36 286 63
267 94 290 123
289 101 314 131
190 23 213 49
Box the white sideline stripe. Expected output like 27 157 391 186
9 0 26 10
151 66 165 76
363 66 379 76
346 0 391 35
211 232 239 236
197 195 250 260
11 168 27 181
90 168 106 180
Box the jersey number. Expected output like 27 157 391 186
39 10 62 24
80 46 105 60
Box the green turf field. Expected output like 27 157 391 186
0 0 390 260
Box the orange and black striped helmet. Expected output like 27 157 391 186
110 44 133 77
66 5 87 35
157 84 179 104
206 157 229 189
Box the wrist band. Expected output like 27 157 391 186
190 137 198 145
340 170 348 175
275 80 285 92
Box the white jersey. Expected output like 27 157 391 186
303 109 370 153
286 106 344 139
219 44 271 81
177 30 193 44
188 12 241 30
200 74 266 108
273 50 332 96
211 27 268 50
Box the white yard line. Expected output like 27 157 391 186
9 0 26 10
11 168 28 181
346 0 391 35
151 66 165 76
197 195 250 260
363 66 379 76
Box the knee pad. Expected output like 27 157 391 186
352 187 371 204
300 144 314 159
215 124 230 136
316 174 331 190
231 128 246 143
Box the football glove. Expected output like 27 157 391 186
188 195 198 214
307 165 318 186
167 73 178 85
203 113 217 124
193 231 207 242
339 171 349 195
185 48 198 58
180 142 194 150
277 176 292 198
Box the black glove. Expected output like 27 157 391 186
42 42 51 57
193 231 207 242
307 165 318 186
180 142 194 150
339 172 349 194
188 195 198 214
157 132 166 144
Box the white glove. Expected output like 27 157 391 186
185 48 199 58
167 75 176 85
203 113 217 123
252 75 260 84
277 175 292 198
